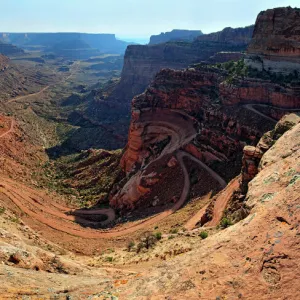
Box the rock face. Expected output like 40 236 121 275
0 41 24 56
149 29 203 45
110 6 300 210
220 78 300 109
246 7 300 73
197 25 254 45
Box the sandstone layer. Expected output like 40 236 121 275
246 7 300 73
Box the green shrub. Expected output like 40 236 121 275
199 231 208 239
0 207 5 215
105 256 114 262
220 217 233 228
155 232 162 240
127 241 135 251
169 228 178 234
136 233 158 253
10 216 20 223
136 242 145 253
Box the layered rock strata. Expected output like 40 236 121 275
246 7 300 74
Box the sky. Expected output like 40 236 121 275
0 0 298 40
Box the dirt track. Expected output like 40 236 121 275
0 150 227 239
244 104 300 123
6 86 50 104
205 178 240 227
0 119 14 138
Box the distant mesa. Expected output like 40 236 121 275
197 25 254 46
0 32 131 57
149 29 203 45
0 40 24 56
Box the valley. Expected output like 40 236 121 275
0 5 299 300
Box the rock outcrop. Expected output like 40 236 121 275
246 7 300 74
149 29 203 45
240 113 300 193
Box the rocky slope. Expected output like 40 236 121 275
246 7 300 74
149 29 203 44
0 54 9 70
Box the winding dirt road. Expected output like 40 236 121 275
0 150 226 239
244 104 300 123
2 101 291 237
204 177 240 227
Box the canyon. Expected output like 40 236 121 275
0 5 299 300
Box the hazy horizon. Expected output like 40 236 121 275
0 0 298 39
